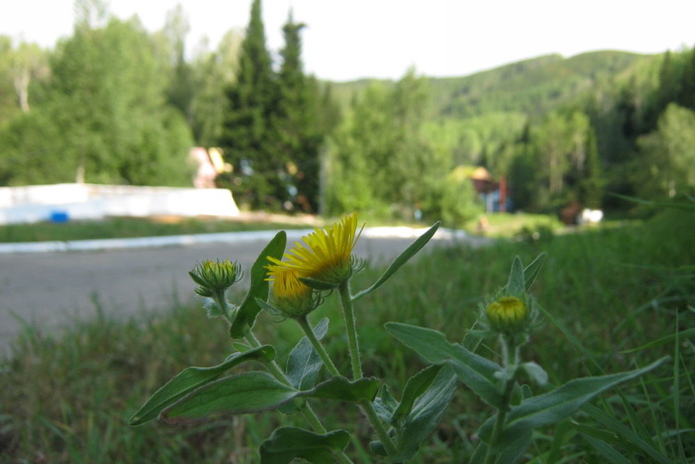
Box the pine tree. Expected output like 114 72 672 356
577 126 603 209
219 0 279 209
273 13 323 212
681 45 695 110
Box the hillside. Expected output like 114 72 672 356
331 50 656 119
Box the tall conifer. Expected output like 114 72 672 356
578 126 603 209
219 0 278 208
274 13 323 212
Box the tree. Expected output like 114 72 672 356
162 4 195 127
577 126 603 209
0 16 193 186
273 13 324 212
9 41 48 113
189 29 243 146
0 36 19 126
529 110 590 209
219 0 280 209
325 69 480 225
635 103 695 199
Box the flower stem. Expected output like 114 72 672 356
483 336 519 464
361 400 398 457
214 295 354 464
338 281 363 380
337 281 399 458
296 316 342 377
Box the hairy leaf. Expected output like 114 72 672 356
260 427 351 464
352 222 440 301
230 231 286 339
129 345 275 425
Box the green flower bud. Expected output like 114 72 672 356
486 296 528 333
189 259 243 297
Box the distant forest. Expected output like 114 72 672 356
1 0 693 226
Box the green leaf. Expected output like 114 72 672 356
260 427 351 464
373 386 398 424
508 358 666 429
286 318 329 390
582 434 633 464
385 322 503 408
506 256 525 297
161 374 379 422
392 364 444 425
520 362 548 387
129 345 275 426
392 365 458 461
480 357 668 448
522 252 546 291
577 404 673 464
307 376 380 402
352 222 440 302
161 371 297 422
619 327 695 354
230 231 286 339
496 253 546 296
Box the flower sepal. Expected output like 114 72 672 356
299 276 340 291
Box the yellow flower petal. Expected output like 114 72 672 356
267 212 363 287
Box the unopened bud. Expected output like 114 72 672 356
486 296 528 333
189 259 243 296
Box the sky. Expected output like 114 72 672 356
1 0 694 82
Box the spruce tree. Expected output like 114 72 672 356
219 0 279 209
273 13 323 212
578 126 603 209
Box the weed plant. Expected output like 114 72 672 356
1 209 692 462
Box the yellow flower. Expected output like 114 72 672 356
267 212 363 288
486 296 528 333
268 267 316 317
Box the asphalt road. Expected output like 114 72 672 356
0 228 489 356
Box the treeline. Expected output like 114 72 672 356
1 0 693 226
333 48 695 216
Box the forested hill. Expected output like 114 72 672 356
332 50 653 118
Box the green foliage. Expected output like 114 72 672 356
0 17 194 186
2 208 693 463
326 70 481 225
577 126 604 209
218 2 328 213
272 15 324 212
129 345 276 425
260 428 351 464
188 30 243 147
218 0 281 209
634 103 695 200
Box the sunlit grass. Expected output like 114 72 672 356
0 216 314 243
1 209 693 462
1 210 571 244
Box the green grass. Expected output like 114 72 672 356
0 216 313 243
1 211 567 244
1 209 693 463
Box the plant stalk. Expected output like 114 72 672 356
296 316 342 377
337 281 399 458
484 335 520 464
215 293 355 464
338 281 363 380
